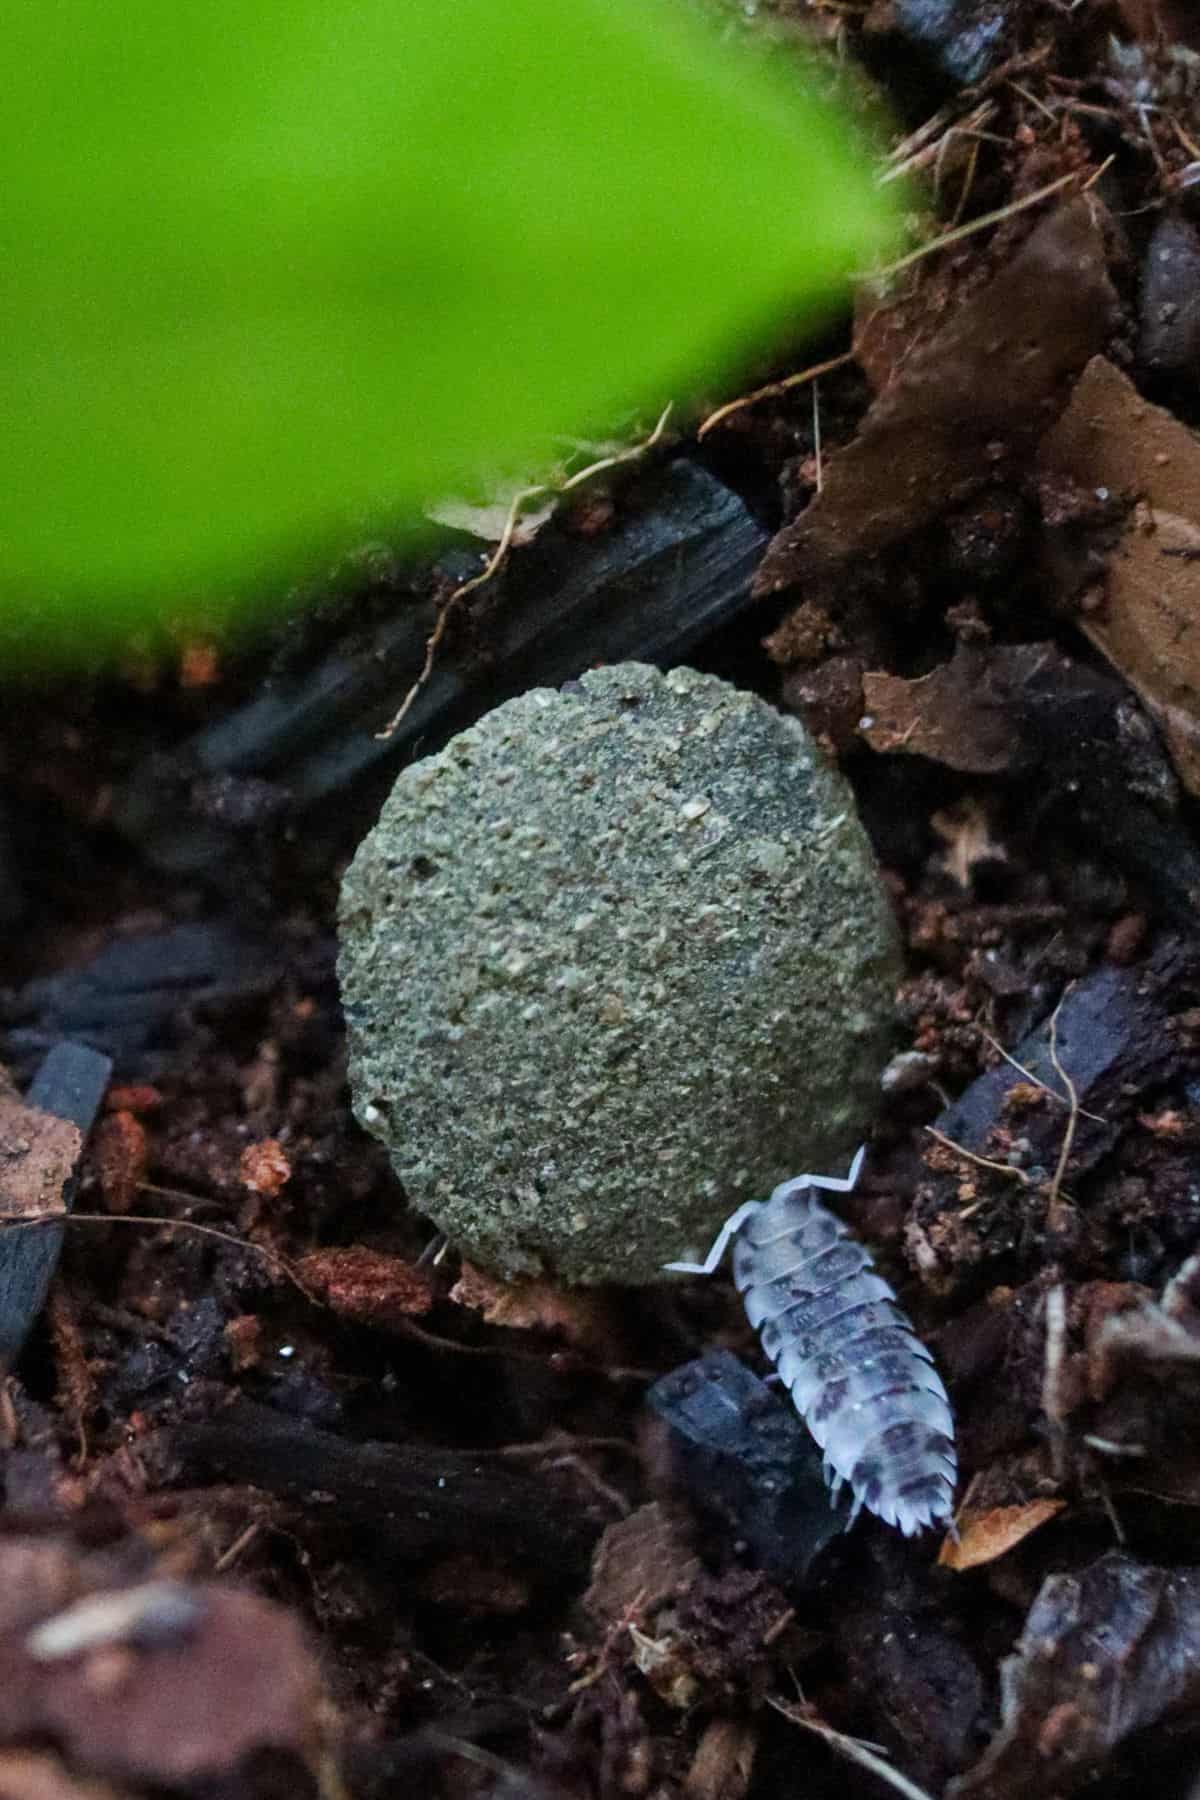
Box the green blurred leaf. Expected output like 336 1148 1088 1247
1 0 895 654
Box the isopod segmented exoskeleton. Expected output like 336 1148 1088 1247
665 1149 957 1537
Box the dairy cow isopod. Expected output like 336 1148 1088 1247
666 1149 957 1537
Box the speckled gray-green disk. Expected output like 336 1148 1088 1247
338 663 900 1284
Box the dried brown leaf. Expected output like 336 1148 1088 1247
1039 355 1200 797
755 201 1116 594
861 643 1065 774
938 1499 1066 1572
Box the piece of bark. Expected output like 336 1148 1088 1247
1039 354 1200 798
1140 213 1200 383
170 1399 597 1573
755 201 1117 595
584 1503 701 1625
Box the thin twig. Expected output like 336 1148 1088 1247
977 1028 1104 1123
883 102 1003 185
866 166 1083 282
376 403 673 739
697 350 854 439
698 166 1078 439
546 1452 631 1516
812 378 823 493
491 1433 639 1460
948 137 982 229
1008 79 1058 124
924 1127 1032 1187
395 1314 655 1383
1046 991 1081 1211
213 1520 264 1574
376 484 542 742
1041 1282 1070 1485
768 1697 937 1800
1081 151 1116 192
1 1209 323 1307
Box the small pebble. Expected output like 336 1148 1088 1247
339 664 900 1283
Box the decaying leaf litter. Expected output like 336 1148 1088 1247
9 2 1200 1796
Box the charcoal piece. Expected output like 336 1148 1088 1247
891 0 1010 84
114 459 769 878
647 1350 847 1584
1140 212 1200 385
25 1043 113 1134
170 1399 596 1574
933 942 1187 1178
952 1552 1200 1800
1014 653 1200 920
0 921 277 1078
0 1043 111 1368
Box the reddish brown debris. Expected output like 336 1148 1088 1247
420 1552 531 1617
91 1112 148 1216
450 1260 613 1352
237 1138 291 1198
584 1503 701 1628
103 1086 162 1115
296 1246 436 1325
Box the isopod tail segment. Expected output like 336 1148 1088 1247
664 1147 958 1540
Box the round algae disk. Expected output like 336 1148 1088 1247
338 663 900 1283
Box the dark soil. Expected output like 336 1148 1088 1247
6 3 1200 1797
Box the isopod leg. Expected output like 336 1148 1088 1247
798 1144 867 1195
663 1200 764 1276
